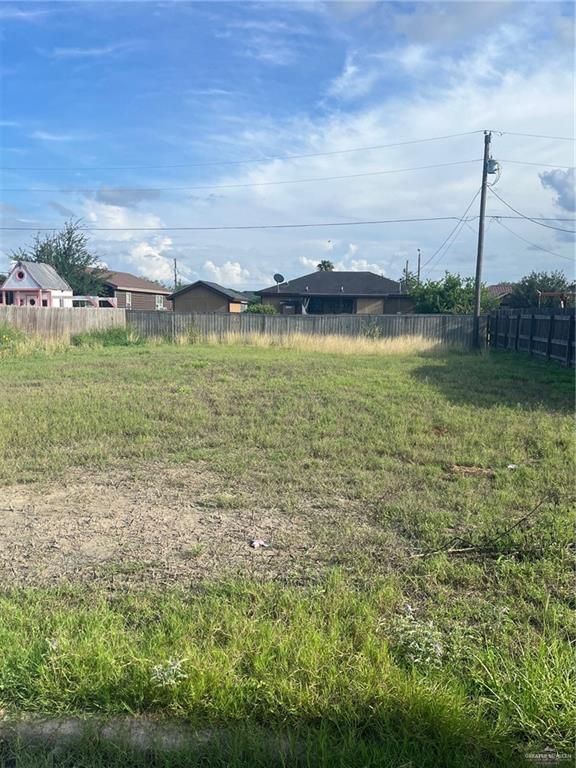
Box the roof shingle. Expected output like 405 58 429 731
169 280 248 302
257 271 400 296
16 261 72 291
100 270 171 294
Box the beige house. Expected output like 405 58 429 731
169 281 248 313
256 271 414 315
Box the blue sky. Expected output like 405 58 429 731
0 1 574 288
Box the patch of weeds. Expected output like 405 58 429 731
72 328 144 348
0 323 25 354
386 604 444 669
150 658 188 688
180 544 204 559
201 493 240 509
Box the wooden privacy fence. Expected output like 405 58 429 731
126 310 483 346
0 306 126 339
488 311 575 366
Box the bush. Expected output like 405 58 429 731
72 327 144 347
246 302 277 314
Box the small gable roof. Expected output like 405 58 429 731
257 271 400 297
169 280 248 303
488 283 514 298
100 270 171 295
9 261 71 291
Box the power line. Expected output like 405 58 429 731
0 130 485 172
497 131 576 142
493 217 574 261
420 188 482 272
0 216 470 232
488 188 576 233
3 159 571 194
0 215 573 233
0 159 482 193
499 159 575 170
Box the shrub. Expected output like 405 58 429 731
72 327 144 347
246 302 277 314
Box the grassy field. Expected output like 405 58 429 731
0 337 573 766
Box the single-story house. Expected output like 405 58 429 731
169 281 249 313
256 271 414 314
488 283 514 306
0 261 73 307
99 270 172 310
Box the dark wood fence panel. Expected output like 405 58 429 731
0 306 126 339
126 311 483 347
488 311 575 366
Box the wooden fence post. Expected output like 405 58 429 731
567 313 575 367
514 314 520 351
546 314 554 361
529 314 535 356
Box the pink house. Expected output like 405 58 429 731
0 261 73 308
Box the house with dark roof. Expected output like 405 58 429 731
99 270 172 310
169 281 249 313
487 283 514 306
0 261 73 307
256 271 413 315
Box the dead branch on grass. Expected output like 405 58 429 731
410 493 559 559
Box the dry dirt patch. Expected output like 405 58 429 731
0 463 385 589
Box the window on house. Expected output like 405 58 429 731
155 295 164 310
125 292 132 308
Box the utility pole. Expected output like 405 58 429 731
173 258 178 291
417 249 421 284
473 130 492 348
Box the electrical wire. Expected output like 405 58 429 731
419 188 482 273
1 214 573 233
496 131 576 142
0 216 469 232
499 159 575 170
493 217 574 262
0 130 485 171
0 159 482 193
488 188 576 233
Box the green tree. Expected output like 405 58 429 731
411 272 498 314
399 266 419 293
508 270 571 308
11 219 105 295
316 260 335 272
246 301 277 314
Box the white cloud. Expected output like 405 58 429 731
126 237 174 283
327 53 381 100
335 258 387 275
45 42 136 59
31 130 91 142
0 8 51 21
203 260 251 286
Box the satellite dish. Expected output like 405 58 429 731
273 273 285 284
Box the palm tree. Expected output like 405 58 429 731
317 260 335 272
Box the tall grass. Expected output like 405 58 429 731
1 322 448 357
189 331 443 355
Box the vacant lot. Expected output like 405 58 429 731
0 341 573 766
